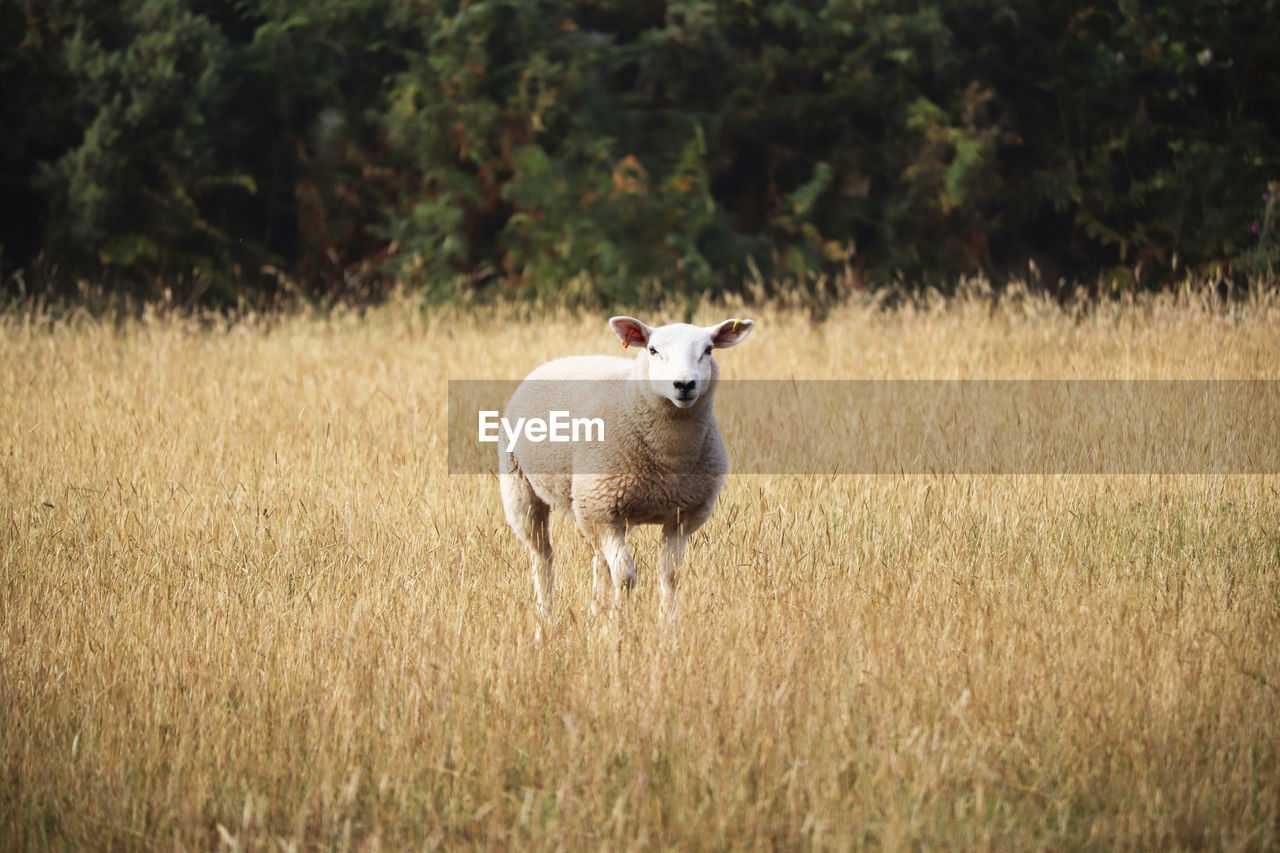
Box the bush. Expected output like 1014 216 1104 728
3 0 1278 304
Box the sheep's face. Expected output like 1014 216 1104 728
610 316 755 410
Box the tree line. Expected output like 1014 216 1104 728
3 0 1278 305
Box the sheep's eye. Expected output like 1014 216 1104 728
703 346 713 357
648 346 658 356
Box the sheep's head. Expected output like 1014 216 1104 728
610 316 754 409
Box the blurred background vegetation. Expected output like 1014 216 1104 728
2 0 1278 306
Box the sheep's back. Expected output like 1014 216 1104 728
523 355 633 382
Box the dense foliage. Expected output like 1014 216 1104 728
3 0 1278 303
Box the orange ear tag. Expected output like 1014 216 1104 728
623 328 642 349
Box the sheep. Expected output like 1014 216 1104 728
499 315 754 626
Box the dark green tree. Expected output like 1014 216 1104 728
2 0 1278 304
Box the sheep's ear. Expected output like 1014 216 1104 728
610 316 652 349
707 318 754 349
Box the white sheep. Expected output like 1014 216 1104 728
499 315 755 625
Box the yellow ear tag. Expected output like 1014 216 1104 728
731 319 740 333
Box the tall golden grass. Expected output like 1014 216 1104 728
2 285 1278 849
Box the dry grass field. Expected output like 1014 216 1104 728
3 285 1279 849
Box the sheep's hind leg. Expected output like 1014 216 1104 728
500 470 554 624
584 522 636 616
589 548 611 617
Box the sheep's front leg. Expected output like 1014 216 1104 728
659 523 688 624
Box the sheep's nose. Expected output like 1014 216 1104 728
673 379 697 395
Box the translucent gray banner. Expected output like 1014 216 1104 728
448 380 1280 474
